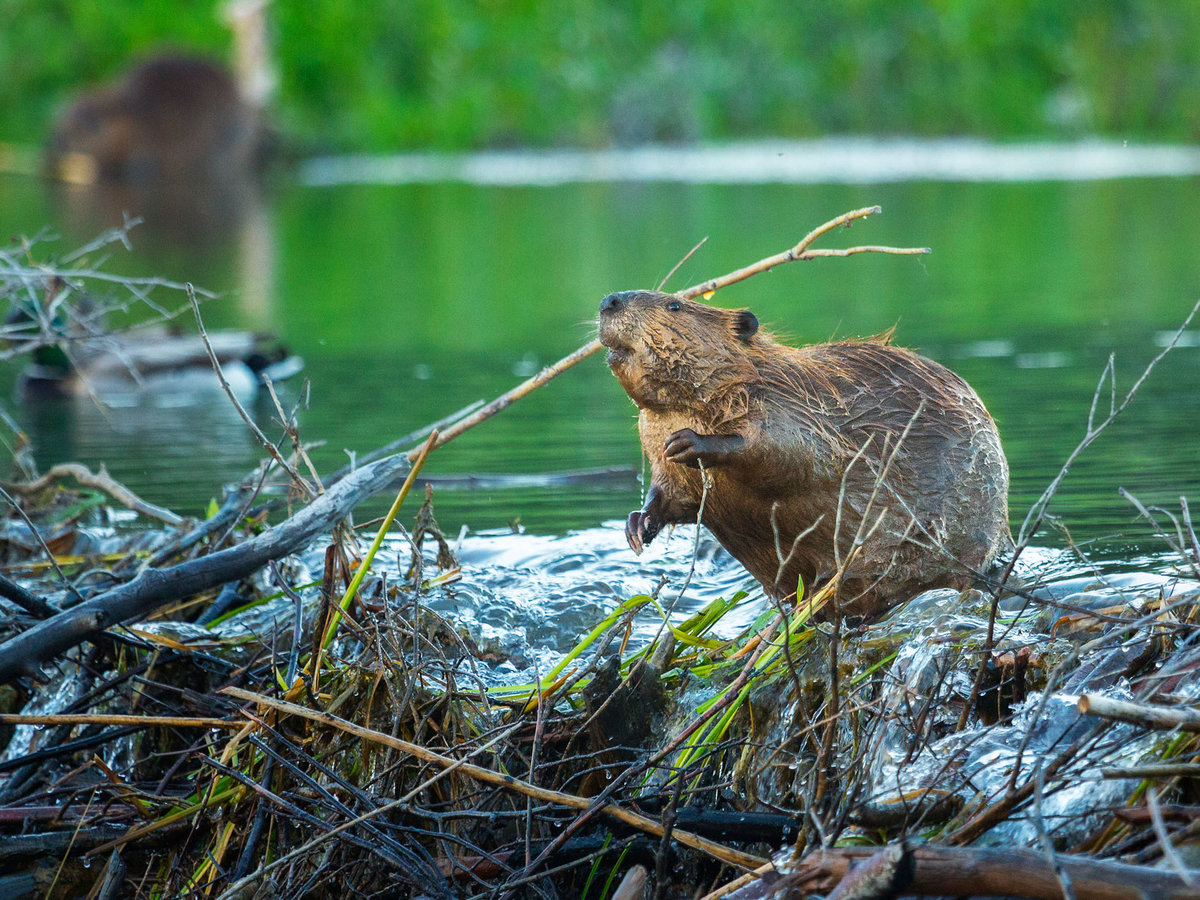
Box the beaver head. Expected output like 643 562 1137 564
598 290 761 414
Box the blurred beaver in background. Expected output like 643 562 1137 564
599 289 1012 617
44 55 271 185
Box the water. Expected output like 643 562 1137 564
1 141 1199 566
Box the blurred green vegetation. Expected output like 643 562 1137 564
3 1 1200 152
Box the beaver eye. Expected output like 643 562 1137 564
666 300 682 312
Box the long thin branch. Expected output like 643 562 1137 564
186 283 312 496
414 206 926 459
682 206 928 298
0 713 241 730
1014 295 1200 547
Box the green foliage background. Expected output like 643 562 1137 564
3 1 1200 151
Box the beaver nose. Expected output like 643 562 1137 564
599 292 624 313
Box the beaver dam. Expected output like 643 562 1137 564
1 210 1200 899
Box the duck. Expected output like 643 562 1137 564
9 279 302 403
18 326 303 403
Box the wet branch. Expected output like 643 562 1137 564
1078 694 1200 732
0 452 410 683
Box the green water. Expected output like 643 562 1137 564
2 168 1199 562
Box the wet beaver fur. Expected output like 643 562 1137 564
599 289 1012 616
46 55 269 184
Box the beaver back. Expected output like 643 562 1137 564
47 56 264 183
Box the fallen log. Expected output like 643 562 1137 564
712 844 1200 900
0 453 410 684
1079 693 1200 733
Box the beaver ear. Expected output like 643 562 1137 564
734 309 759 340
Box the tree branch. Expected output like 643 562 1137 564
0 453 410 683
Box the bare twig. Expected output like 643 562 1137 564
186 283 312 496
419 206 926 459
1013 296 1200 550
657 236 709 291
682 206 928 299
7 462 183 527
1078 694 1200 732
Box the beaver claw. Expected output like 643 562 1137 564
664 429 744 468
626 509 661 555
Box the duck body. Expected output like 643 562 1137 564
19 327 302 403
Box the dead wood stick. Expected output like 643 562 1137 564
413 339 602 458
1105 765 1200 780
221 686 765 871
705 845 1200 900
0 713 242 730
0 572 57 619
5 462 183 527
187 283 313 497
0 453 410 684
683 205 928 299
613 865 649 900
411 206 927 461
1079 694 1200 732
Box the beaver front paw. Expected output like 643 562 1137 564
626 508 661 555
664 429 745 468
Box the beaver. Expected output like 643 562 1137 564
45 55 269 184
599 289 1012 617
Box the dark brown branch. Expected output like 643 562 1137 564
0 453 410 684
0 572 57 619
